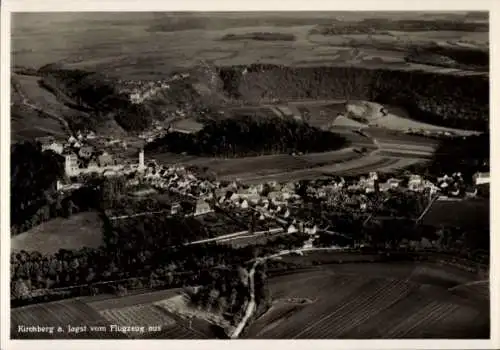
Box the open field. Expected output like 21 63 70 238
245 261 488 339
11 73 86 140
11 257 488 339
11 105 66 142
11 212 105 254
12 13 487 79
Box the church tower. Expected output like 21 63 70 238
138 149 145 171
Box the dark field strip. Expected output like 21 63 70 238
336 158 400 175
366 129 440 147
88 288 182 311
300 152 360 164
376 150 434 159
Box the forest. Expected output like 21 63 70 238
146 116 349 157
219 64 489 131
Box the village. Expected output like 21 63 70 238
34 129 489 250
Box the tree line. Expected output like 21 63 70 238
219 64 489 131
310 18 488 35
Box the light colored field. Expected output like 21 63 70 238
99 304 176 329
347 101 480 136
171 118 204 133
372 114 480 136
11 212 104 254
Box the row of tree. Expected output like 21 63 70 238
11 227 309 305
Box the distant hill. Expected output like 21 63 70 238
38 65 153 132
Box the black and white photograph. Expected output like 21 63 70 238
4 8 492 343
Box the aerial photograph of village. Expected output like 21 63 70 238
9 11 490 340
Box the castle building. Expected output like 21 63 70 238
64 153 79 177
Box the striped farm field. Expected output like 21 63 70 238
11 299 118 339
99 304 176 329
12 299 105 327
245 261 489 339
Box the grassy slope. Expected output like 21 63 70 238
11 211 105 254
